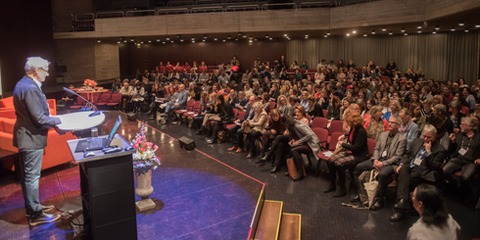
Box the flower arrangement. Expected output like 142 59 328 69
83 79 97 88
131 122 161 175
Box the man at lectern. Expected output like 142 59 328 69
13 57 62 226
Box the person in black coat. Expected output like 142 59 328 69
13 57 62 226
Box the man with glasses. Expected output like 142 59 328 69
398 108 419 150
355 115 407 210
390 124 447 222
442 116 480 202
13 57 62 226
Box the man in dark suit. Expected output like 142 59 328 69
390 124 447 222
355 115 407 210
13 57 62 226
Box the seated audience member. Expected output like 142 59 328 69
206 95 235 144
407 184 460 240
398 108 419 150
257 109 287 162
244 102 269 159
443 116 480 199
355 115 407 210
197 94 221 135
427 104 454 151
326 95 341 120
390 124 447 222
277 95 294 119
227 95 256 153
364 105 388 141
286 118 321 181
293 105 309 125
164 83 188 123
325 113 369 197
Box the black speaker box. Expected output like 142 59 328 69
126 112 136 121
178 136 196 151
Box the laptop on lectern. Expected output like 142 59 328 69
74 115 122 152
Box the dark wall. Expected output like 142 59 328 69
0 0 55 97
119 41 286 78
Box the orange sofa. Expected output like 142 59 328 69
0 97 77 171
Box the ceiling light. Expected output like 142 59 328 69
176 35 181 38
371 30 375 35
450 28 455 31
214 38 218 41
265 35 269 38
305 34 308 39
352 30 357 34
222 39 226 42
166 37 170 41
404 33 408 36
97 39 101 43
254 38 258 41
283 34 288 37
123 40 127 43
235 38 238 41
363 33 367 37
243 34 247 38
326 31 330 36
130 38 134 42
156 39 160 42
227 35 231 39
417 30 422 34
180 39 184 42
401 28 405 33
248 39 253 43
148 40 151 43
458 22 464 26
269 37 273 40
162 41 166 44
140 41 144 44
435 26 440 31
465 29 469 32
381 28 386 32
346 33 350 37
202 39 205 42
203 35 207 39
432 31 437 34
389 31 393 35
475 24 480 28
117 41 121 44
417 25 422 29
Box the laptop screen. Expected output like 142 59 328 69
107 115 122 144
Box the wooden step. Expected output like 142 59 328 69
279 213 301 240
254 200 283 240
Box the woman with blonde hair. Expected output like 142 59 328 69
293 105 309 125
364 105 388 141
325 113 369 197
244 101 269 158
277 95 294 119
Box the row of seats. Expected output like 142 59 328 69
70 92 122 110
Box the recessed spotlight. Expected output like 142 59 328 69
381 28 386 32
465 29 469 32
363 33 367 37
458 22 464 26
214 38 218 41
269 37 273 40
435 26 440 31
476 24 480 28
162 41 166 44
166 37 170 41
156 39 160 42
235 38 238 41
227 35 231 39
432 31 437 34
202 39 205 42
451 28 456 31
265 35 269 39
148 40 151 43
326 31 330 36
97 39 101 43
283 34 288 37
243 34 247 38
123 40 127 43
417 30 422 34
401 28 406 33
180 39 184 42
324 35 328 38
117 41 121 44
140 41 144 44
305 34 308 39
203 35 207 39
171 40 174 43
248 39 253 43
417 25 422 29
130 38 134 42
371 30 375 35
254 38 258 41
222 39 226 42
346 33 350 37
389 31 393 35
404 33 408 36
176 35 181 38
352 30 357 34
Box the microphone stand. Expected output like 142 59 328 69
63 87 101 117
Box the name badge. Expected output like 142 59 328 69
413 157 423 166
458 148 467 156
381 150 387 158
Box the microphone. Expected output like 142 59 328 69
63 87 101 117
